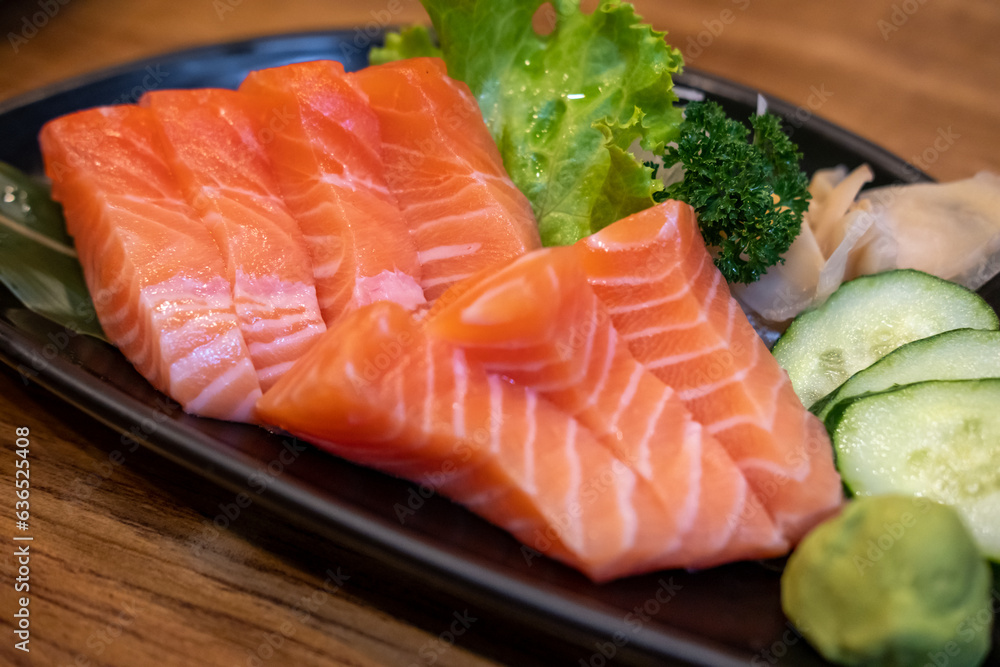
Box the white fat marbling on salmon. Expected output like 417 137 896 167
676 421 705 538
487 374 504 455
632 389 668 479
584 263 674 287
417 243 483 266
612 462 639 553
231 272 326 390
319 171 392 196
411 207 489 233
181 357 261 421
451 348 468 439
353 269 426 310
523 391 538 495
675 333 759 402
620 271 725 343
560 419 584 551
608 364 644 430
143 275 252 406
419 271 479 290
581 325 617 411
703 353 784 435
605 253 710 316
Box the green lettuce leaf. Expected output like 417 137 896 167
0 162 106 340
379 0 684 246
369 25 442 64
592 108 663 229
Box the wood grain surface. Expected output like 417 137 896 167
0 1 998 666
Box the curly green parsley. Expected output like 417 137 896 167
659 100 810 284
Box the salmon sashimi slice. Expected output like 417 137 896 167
577 200 843 542
428 246 789 568
141 88 327 392
39 106 262 421
259 301 709 582
238 60 424 325
352 58 541 301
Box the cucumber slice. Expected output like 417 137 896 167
830 379 1000 560
773 270 999 408
813 329 1000 422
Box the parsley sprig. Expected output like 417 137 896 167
658 101 810 284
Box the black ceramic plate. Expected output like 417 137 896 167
1 31 997 667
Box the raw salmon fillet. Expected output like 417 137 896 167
258 301 691 581
352 58 541 301
428 246 789 568
577 200 843 542
141 88 327 392
239 60 425 324
39 106 262 421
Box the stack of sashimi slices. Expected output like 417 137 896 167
40 58 540 421
39 57 842 582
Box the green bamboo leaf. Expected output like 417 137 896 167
0 162 107 341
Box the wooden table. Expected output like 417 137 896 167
0 1 997 665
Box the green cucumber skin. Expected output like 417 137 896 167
808 392 833 420
774 269 999 408
826 377 1000 491
828 378 1000 561
813 328 1000 422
